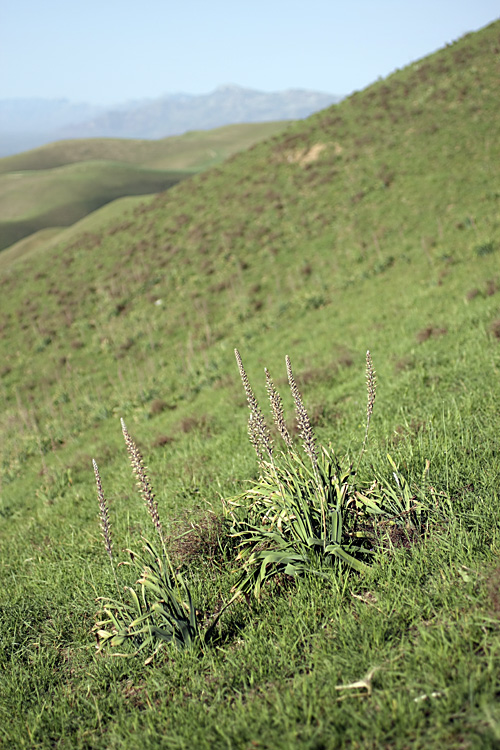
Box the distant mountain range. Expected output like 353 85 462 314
0 85 342 157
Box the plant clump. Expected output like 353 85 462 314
92 422 236 662
91 350 431 658
225 349 427 598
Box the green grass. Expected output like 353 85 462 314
0 20 500 749
0 195 154 270
0 161 188 251
0 122 289 251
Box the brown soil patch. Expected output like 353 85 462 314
286 142 327 166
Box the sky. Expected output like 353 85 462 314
1 1 499 105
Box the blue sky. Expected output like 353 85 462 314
1 1 498 105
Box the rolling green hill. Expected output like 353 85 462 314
0 121 289 252
0 161 187 250
0 121 289 173
0 21 499 749
0 194 154 269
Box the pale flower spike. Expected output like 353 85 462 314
121 418 164 541
93 458 113 562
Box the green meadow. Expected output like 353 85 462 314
0 121 288 252
1 21 500 749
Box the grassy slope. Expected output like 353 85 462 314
0 122 289 252
0 122 289 174
0 195 154 270
0 162 187 251
0 21 500 749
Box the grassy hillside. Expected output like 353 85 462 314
0 122 289 174
0 121 289 252
0 194 154 270
1 21 500 749
0 161 187 251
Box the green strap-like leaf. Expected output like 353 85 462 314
324 544 371 573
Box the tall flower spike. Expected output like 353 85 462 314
362 350 376 452
235 349 273 462
286 355 318 469
93 459 113 562
121 418 164 541
265 367 293 449
365 350 376 425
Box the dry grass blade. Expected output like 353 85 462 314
335 667 380 698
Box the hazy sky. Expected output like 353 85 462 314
2 1 498 104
